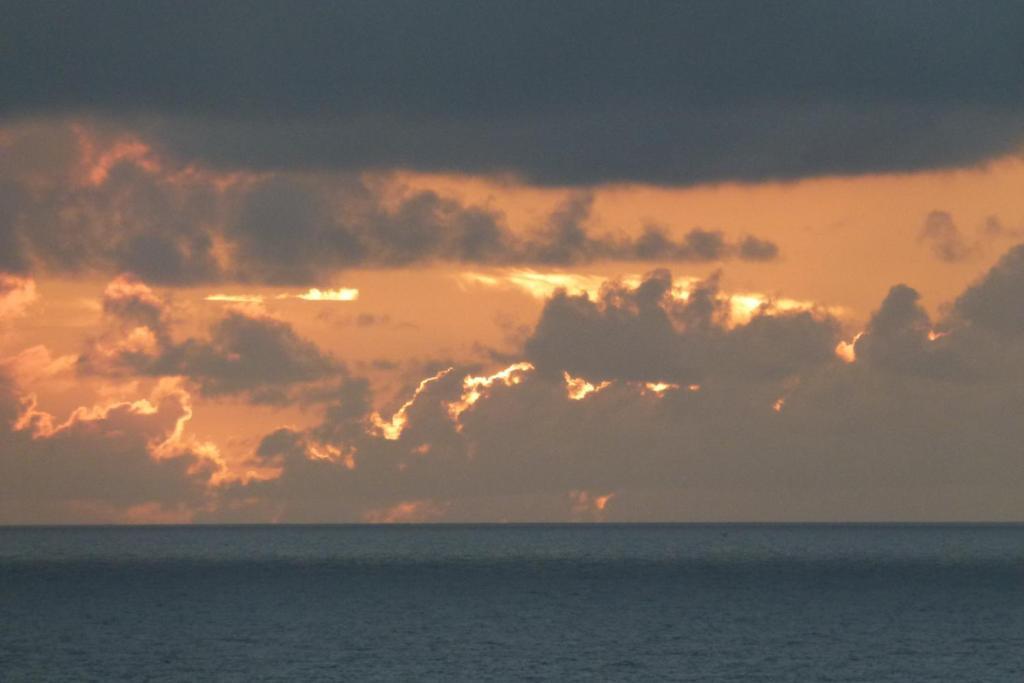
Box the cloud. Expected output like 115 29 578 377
0 273 37 321
11 242 1024 523
917 210 1024 263
213 353 1024 522
737 236 780 262
200 243 1024 522
165 312 341 402
0 374 220 523
919 211 973 262
4 3 1024 185
1 345 77 385
523 270 841 383
101 274 172 340
223 182 777 283
952 243 1024 336
0 124 779 284
853 285 939 373
853 248 1024 380
455 269 839 324
0 124 227 284
80 276 342 403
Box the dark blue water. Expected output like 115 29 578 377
2 525 1022 681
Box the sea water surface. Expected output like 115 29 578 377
2 524 1023 681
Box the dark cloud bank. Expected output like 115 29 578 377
6 245 1024 522
4 1 1023 185
0 124 777 284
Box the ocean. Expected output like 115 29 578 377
2 524 1022 681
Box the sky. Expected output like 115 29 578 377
2 1 1024 523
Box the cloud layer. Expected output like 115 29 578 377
0 124 778 284
7 245 1021 522
4 2 1023 185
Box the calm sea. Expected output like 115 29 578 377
2 524 1022 681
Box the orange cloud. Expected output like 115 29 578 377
86 140 160 186
1 370 224 523
13 375 222 474
835 332 863 363
640 382 681 397
362 499 448 523
104 274 164 310
569 490 616 520
72 124 258 194
71 124 162 187
100 326 161 359
1 345 77 385
563 371 611 400
308 441 357 470
64 500 197 525
0 274 38 321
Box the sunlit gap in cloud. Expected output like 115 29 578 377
563 372 611 400
291 288 360 302
371 368 454 440
456 269 846 325
447 362 535 427
642 382 684 397
204 287 359 304
204 294 266 304
834 332 863 363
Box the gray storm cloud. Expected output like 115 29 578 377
3 1 1023 185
